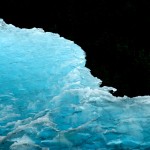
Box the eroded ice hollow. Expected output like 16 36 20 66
0 19 150 150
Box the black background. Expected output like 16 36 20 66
0 0 150 97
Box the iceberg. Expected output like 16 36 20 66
0 19 150 150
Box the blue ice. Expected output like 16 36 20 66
0 19 150 150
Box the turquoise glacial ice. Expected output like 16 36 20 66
0 19 150 150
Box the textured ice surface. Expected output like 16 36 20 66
0 19 150 150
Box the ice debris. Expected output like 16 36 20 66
0 19 150 149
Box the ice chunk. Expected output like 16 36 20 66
0 19 150 149
10 135 41 150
